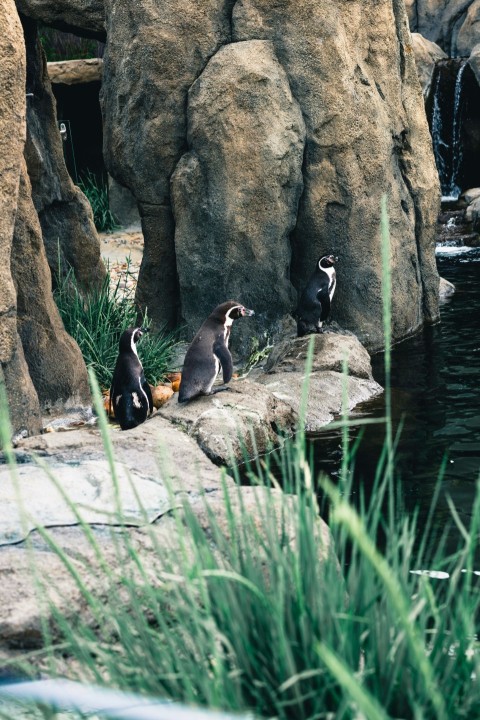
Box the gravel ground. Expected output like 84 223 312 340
99 226 143 295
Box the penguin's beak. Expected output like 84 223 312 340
242 308 255 317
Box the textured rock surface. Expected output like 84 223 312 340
101 0 235 329
456 1 480 56
171 40 305 352
468 42 480 85
159 379 297 465
15 0 105 38
439 276 456 301
12 160 91 411
47 57 103 85
407 0 480 56
411 32 448 98
256 333 383 432
22 16 105 291
465 196 480 230
264 333 375 380
0 0 42 438
1 418 335 655
233 0 440 351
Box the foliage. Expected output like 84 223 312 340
77 171 119 234
53 261 177 389
38 24 105 62
241 335 273 376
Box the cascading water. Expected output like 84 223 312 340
429 59 468 200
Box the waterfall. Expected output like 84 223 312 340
429 59 468 201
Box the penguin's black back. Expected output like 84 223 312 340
110 329 153 430
178 301 245 403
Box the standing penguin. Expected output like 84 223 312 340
296 255 337 337
178 300 255 403
110 327 153 430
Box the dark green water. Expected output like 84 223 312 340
312 252 480 553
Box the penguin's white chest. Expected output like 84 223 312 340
324 266 336 301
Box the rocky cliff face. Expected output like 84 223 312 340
0 0 99 440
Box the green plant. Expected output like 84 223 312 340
38 24 104 62
77 171 119 233
53 260 177 389
241 335 273 376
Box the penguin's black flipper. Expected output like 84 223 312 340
317 290 331 323
213 338 233 383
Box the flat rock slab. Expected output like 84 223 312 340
159 380 297 465
256 333 383 431
15 415 224 495
257 370 383 432
0 459 172 546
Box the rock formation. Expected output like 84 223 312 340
5 0 443 437
407 0 480 57
1 0 42 439
1 1 97 440
21 14 105 290
12 160 91 411
171 40 305 353
411 32 448 97
100 0 441 351
233 0 440 350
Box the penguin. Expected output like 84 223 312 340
110 327 153 430
178 300 255 403
296 254 337 337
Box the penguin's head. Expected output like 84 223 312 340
319 255 337 269
119 326 149 354
212 301 255 323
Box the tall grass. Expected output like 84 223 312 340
2 197 480 718
54 261 177 388
77 171 119 234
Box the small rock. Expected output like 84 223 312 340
151 384 174 408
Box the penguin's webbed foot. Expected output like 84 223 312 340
207 386 232 396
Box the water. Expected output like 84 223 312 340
429 59 467 198
312 250 480 553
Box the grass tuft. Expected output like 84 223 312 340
77 171 119 234
54 260 178 389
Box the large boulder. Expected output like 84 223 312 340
233 0 440 351
411 32 448 98
171 40 305 353
21 15 105 291
256 333 383 432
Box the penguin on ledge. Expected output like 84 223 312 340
178 300 255 403
110 327 153 430
296 254 337 337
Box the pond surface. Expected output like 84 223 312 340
312 249 480 555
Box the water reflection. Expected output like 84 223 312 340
312 254 480 553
